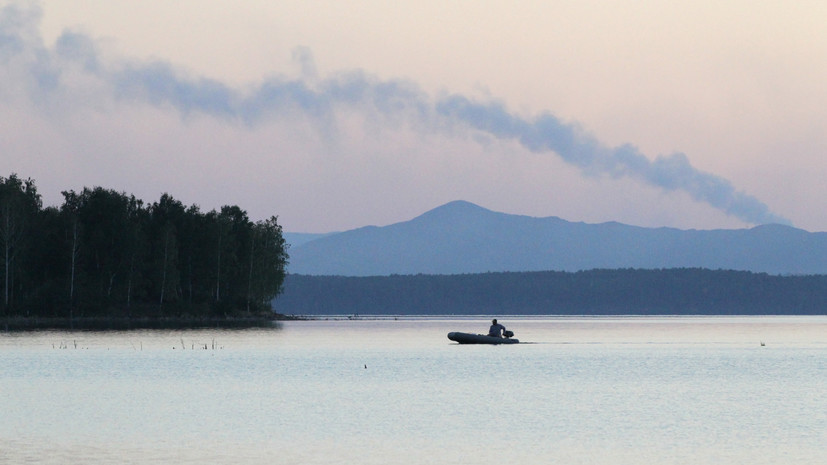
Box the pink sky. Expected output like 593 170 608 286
3 1 827 232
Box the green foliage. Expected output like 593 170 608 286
0 174 288 320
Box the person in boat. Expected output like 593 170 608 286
488 319 507 338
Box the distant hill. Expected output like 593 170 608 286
286 200 827 276
283 232 337 249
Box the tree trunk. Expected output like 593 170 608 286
247 236 255 313
3 212 11 308
215 230 222 302
159 229 169 311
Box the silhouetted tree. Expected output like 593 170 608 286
248 216 288 311
0 174 289 322
0 174 41 314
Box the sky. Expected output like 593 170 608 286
3 1 827 233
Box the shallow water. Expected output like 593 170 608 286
2 317 826 464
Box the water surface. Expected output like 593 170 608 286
2 317 826 464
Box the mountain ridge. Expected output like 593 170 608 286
286 201 827 276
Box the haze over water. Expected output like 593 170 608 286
2 317 825 464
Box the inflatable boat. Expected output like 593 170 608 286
447 331 520 344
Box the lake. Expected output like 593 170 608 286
2 316 826 464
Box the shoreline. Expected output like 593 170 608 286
1 314 304 331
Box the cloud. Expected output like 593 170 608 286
291 46 317 80
0 2 790 226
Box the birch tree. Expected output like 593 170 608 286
60 190 82 312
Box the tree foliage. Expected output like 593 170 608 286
0 174 41 313
1 175 288 321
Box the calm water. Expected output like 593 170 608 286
2 317 826 464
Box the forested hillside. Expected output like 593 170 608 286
275 269 827 315
1 174 288 325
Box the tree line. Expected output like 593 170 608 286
1 174 288 323
276 269 827 315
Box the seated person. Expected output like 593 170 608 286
488 318 506 338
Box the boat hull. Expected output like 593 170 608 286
447 332 520 344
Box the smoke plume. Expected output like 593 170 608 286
0 3 790 226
